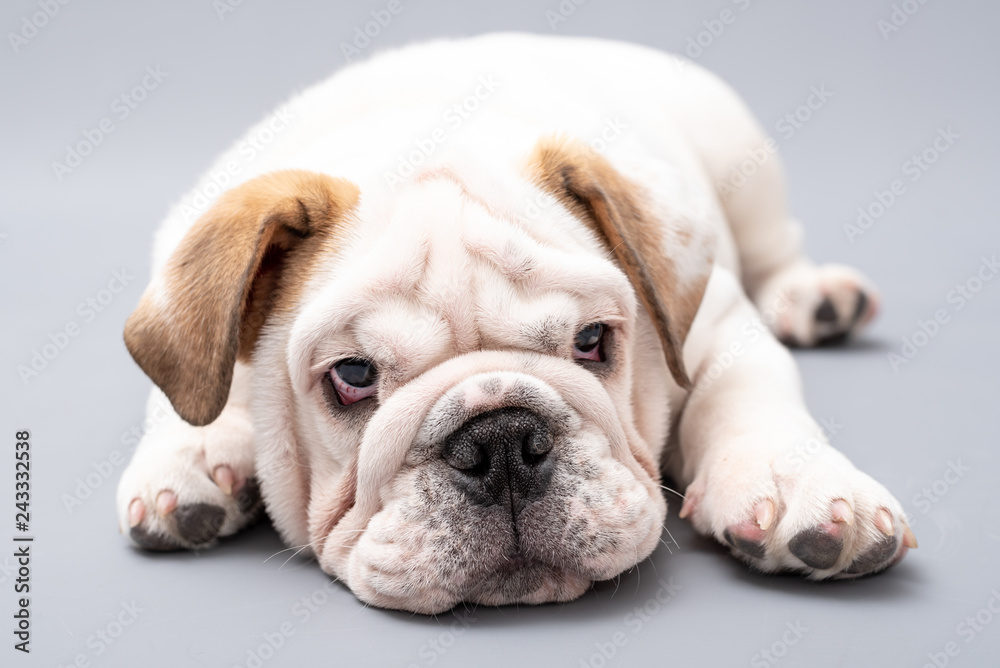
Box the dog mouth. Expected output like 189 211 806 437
341 466 663 614
496 551 535 572
460 555 594 608
357 534 597 613
315 360 666 613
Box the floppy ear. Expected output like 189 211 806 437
528 137 715 390
124 170 359 426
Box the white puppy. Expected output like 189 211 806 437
117 33 916 614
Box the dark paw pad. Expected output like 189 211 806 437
235 477 263 514
814 297 838 323
843 536 898 575
173 503 227 545
724 529 766 559
814 291 870 346
779 334 803 348
130 525 180 552
789 527 843 569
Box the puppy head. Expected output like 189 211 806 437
125 139 714 613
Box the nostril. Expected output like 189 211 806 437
442 407 556 506
443 438 489 475
522 430 553 465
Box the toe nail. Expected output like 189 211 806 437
213 466 235 496
875 508 895 536
754 499 776 531
678 496 693 519
903 525 918 549
831 499 854 526
156 490 177 516
128 499 145 528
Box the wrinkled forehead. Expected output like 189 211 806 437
287 176 636 390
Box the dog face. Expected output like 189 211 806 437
124 138 714 613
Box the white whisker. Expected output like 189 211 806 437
263 544 310 563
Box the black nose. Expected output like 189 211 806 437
442 407 555 514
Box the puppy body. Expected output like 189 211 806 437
119 34 912 613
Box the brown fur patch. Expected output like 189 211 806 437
526 137 711 389
124 170 359 426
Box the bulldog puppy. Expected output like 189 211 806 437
117 33 916 614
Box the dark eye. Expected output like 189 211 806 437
329 358 377 405
573 323 605 361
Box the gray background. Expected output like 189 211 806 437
2 0 998 666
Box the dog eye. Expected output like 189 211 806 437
329 358 377 405
572 323 605 361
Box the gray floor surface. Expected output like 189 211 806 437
2 1 998 666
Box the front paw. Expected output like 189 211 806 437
116 410 262 550
680 444 916 578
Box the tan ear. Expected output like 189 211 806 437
124 170 359 426
528 137 715 390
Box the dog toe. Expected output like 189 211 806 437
129 524 181 551
235 476 263 514
842 536 899 575
724 521 767 559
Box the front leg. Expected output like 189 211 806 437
116 362 262 550
673 269 916 577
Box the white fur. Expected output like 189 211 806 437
117 34 905 613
